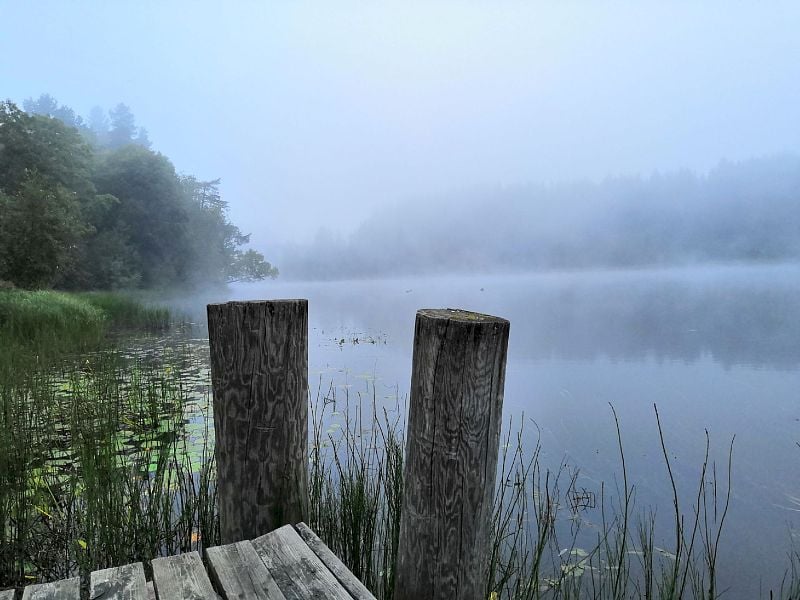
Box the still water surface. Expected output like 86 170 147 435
199 264 799 596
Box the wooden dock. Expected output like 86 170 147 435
3 523 376 600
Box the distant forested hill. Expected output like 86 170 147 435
281 156 800 279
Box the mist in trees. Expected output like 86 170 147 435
280 156 800 280
0 97 277 290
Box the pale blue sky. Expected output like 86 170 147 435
2 1 799 248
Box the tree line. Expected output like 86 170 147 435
0 94 277 290
281 156 800 279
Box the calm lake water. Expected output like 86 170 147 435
185 264 799 597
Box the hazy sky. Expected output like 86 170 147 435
2 1 799 250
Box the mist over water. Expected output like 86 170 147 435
217 264 800 597
278 157 800 280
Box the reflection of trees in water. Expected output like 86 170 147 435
507 278 800 369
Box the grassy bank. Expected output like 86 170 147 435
76 292 171 331
0 290 106 352
0 289 170 357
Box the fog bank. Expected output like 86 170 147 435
278 156 800 279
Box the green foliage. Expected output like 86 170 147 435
0 290 170 359
181 176 279 284
229 248 279 282
308 383 404 599
0 176 88 288
0 97 277 290
0 289 106 353
91 145 190 287
0 101 94 198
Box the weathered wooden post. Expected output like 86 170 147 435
207 299 308 544
394 309 510 600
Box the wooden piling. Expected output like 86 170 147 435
207 299 308 544
393 308 510 600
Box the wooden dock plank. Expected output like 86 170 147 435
152 552 218 599
21 577 79 599
293 523 375 600
206 541 286 600
90 562 147 600
251 525 354 600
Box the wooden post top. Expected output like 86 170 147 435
417 308 509 326
207 299 308 308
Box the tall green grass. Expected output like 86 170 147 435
0 290 170 361
484 407 737 600
0 346 218 589
0 290 106 353
76 292 171 331
308 379 405 599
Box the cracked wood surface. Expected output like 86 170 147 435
90 563 147 600
293 523 376 600
151 551 218 599
19 577 79 600
15 523 371 600
207 300 309 544
394 309 510 600
206 540 287 599
251 525 353 600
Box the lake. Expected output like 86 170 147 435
184 263 799 597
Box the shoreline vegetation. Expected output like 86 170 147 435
1 291 798 598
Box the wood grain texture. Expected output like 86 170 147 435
293 523 375 600
0 589 15 600
206 540 287 600
89 563 147 600
207 300 309 543
393 309 510 600
251 525 353 600
151 551 219 599
20 577 79 600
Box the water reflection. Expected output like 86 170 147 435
221 264 800 370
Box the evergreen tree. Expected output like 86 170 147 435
87 106 110 146
108 103 137 148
